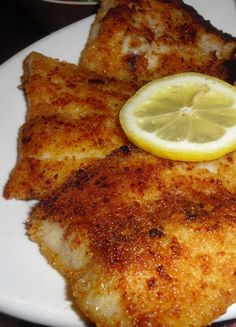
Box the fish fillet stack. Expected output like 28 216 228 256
4 0 236 326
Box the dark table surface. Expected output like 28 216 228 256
0 0 236 326
0 0 46 65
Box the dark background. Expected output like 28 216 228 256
0 0 46 65
0 0 236 326
0 0 98 65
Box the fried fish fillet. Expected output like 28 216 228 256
79 0 236 83
28 145 236 327
4 52 137 200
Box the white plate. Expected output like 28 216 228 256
0 1 236 326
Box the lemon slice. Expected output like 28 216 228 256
119 72 236 161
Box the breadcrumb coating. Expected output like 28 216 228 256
79 0 236 83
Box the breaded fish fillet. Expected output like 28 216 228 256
79 0 236 83
4 52 137 200
28 145 236 327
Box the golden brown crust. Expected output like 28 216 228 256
79 0 236 83
35 145 236 267
23 53 136 121
4 52 137 200
29 145 236 326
